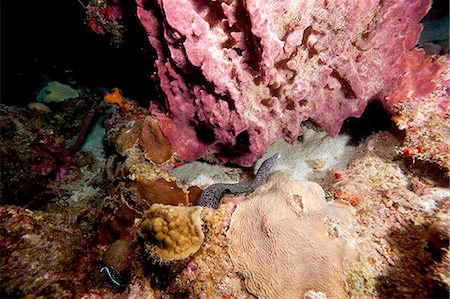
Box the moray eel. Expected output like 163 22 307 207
197 153 281 209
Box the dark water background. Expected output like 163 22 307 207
1 0 156 106
1 0 448 107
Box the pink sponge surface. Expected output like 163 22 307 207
137 0 430 166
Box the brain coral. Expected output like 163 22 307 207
136 0 431 166
227 179 354 299
139 204 204 261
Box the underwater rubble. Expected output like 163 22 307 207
1 1 449 299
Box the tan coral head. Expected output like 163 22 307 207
228 180 355 299
139 204 204 261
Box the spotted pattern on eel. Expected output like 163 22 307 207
197 153 281 209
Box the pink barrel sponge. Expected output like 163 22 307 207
137 0 431 166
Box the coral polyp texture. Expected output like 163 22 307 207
139 203 204 261
387 51 449 172
227 178 355 298
137 0 431 166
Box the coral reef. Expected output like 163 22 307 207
166 129 449 299
2 1 448 296
139 204 204 261
0 91 101 203
140 202 252 298
140 116 173 164
85 0 125 45
387 51 449 172
2 93 449 298
227 177 355 299
0 187 106 297
255 126 357 181
327 132 449 298
106 99 214 210
137 0 431 166
104 110 198 208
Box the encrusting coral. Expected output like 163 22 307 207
140 116 173 165
386 51 449 172
227 177 356 299
85 0 125 44
139 204 205 261
105 109 199 209
327 132 450 298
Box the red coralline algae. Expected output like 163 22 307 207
384 49 446 112
137 0 431 166
387 53 449 171
85 0 125 44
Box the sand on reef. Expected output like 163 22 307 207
171 126 357 188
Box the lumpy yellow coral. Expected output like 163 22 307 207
139 204 204 261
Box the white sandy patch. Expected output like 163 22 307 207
172 127 357 187
257 127 357 181
170 161 242 188
171 161 242 188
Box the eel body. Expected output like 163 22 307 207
197 153 281 208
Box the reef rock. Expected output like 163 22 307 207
386 51 449 172
328 131 450 298
137 0 431 166
140 116 173 165
105 111 198 208
227 179 355 299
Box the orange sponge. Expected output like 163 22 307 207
104 88 132 110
